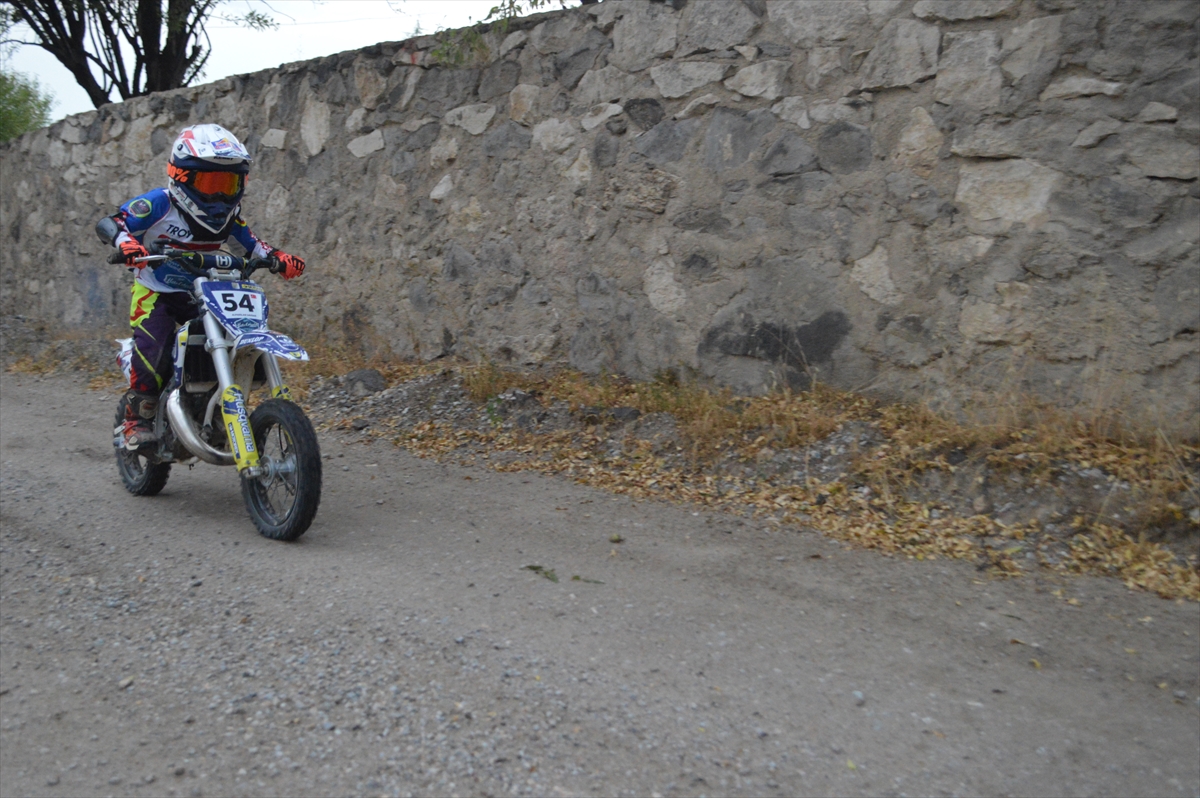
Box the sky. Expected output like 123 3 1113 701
8 1 569 123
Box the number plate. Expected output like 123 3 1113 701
200 281 269 334
217 289 264 319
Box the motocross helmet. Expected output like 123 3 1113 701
166 124 251 234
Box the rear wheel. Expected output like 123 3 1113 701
114 397 171 496
241 399 322 541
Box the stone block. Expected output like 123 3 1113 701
532 118 578 153
1134 102 1179 123
955 159 1063 228
650 62 730 99
347 129 384 158
759 132 818 176
576 66 638 106
767 1 869 46
1000 15 1062 87
593 130 621 168
950 118 1038 158
1071 119 1121 148
530 13 591 55
676 0 761 56
892 107 943 178
429 130 458 166
354 59 389 110
806 47 845 90
859 19 941 90
555 28 611 90
1040 77 1125 101
676 94 721 120
617 168 678 215
300 99 330 156
1124 129 1200 180
724 61 791 100
582 103 624 131
633 118 702 163
816 122 873 174
644 258 687 316
703 107 777 172
479 60 522 102
260 128 287 149
851 244 901 305
913 0 1016 21
935 31 1002 109
625 98 665 131
483 122 533 158
509 84 543 127
444 103 497 135
610 1 680 72
430 174 454 202
771 97 810 129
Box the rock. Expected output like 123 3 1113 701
886 172 944 226
768 0 869 45
499 30 527 56
1000 15 1062 87
675 93 721 120
643 258 687 316
771 96 810 129
724 60 791 100
625 98 665 131
509 84 542 126
1134 102 1178 123
610 1 679 72
260 128 287 149
354 60 389 109
759 132 818 176
344 107 367 133
483 122 532 157
429 174 454 201
555 28 610 90
950 119 1036 158
618 168 677 215
806 47 845 90
954 159 1063 227
576 66 638 106
1125 198 1200 264
1071 119 1122 148
1125 129 1199 180
592 130 620 168
734 44 758 60
633 118 702 163
892 106 943 177
429 131 458 166
676 0 761 56
913 0 1016 21
444 103 496 135
606 117 628 135
672 208 732 234
859 19 941 89
816 122 873 174
703 107 776 172
1039 77 1125 101
850 245 901 305
400 116 436 133
300 99 330 156
581 103 623 131
395 66 422 110
347 129 384 158
532 118 577 153
650 62 730 99
530 13 590 55
935 31 1003 109
563 149 593 187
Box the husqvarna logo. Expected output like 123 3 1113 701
216 255 232 268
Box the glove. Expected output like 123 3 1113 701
271 250 305 280
118 239 150 267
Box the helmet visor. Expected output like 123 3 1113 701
190 170 244 198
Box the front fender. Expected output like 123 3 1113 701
234 330 309 361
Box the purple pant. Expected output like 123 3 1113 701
129 284 199 394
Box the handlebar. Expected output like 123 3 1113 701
108 246 279 279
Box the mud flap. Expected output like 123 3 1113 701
220 385 259 472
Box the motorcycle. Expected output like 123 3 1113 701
96 218 322 541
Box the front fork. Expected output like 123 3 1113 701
202 313 291 473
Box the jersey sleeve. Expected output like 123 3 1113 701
115 188 172 244
228 216 274 260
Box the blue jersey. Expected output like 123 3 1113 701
115 188 272 293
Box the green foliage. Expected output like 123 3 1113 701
0 68 53 141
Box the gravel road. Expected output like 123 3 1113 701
2 372 1198 798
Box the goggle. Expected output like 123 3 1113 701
168 165 245 198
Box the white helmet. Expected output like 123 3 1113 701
167 124 252 234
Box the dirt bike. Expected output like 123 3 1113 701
96 219 322 541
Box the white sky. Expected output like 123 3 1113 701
9 1 571 123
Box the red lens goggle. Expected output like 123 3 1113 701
168 165 244 198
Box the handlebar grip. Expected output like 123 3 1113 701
108 251 127 265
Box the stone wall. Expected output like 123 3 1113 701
2 0 1198 433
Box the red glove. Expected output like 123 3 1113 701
118 239 149 267
271 250 305 280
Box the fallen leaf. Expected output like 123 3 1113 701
1010 638 1027 646
1030 659 1042 669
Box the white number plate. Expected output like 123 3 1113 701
216 290 264 320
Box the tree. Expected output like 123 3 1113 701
1 7 54 140
3 0 274 109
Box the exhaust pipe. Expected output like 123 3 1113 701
166 388 235 466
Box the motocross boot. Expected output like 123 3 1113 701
123 389 159 448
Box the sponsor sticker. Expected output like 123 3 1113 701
129 198 152 218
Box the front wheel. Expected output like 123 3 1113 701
241 399 322 541
114 396 171 496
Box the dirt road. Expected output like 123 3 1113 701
2 372 1197 797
